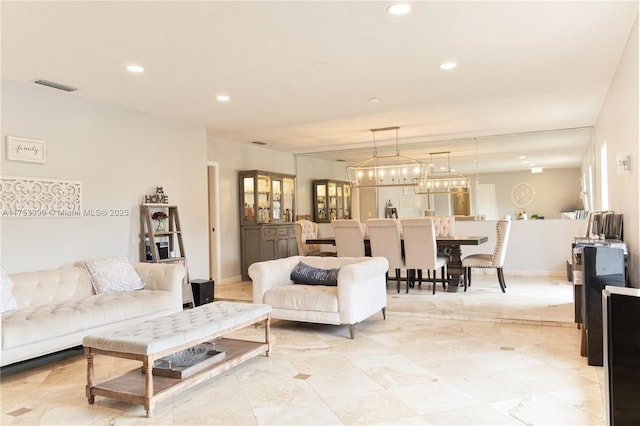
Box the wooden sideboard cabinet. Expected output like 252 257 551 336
240 225 297 279
239 170 296 279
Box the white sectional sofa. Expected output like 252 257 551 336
1 262 184 367
249 255 388 338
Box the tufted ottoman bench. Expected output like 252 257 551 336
83 301 271 417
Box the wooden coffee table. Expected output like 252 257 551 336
83 302 271 417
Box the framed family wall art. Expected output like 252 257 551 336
5 136 47 164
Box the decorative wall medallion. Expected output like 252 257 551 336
0 176 82 218
510 182 536 208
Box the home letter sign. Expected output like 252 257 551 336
145 187 169 204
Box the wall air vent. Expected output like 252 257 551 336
33 79 78 92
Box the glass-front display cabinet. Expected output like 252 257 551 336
312 179 351 223
239 170 297 279
240 170 295 224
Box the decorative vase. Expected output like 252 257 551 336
155 219 166 232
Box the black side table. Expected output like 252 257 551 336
191 279 214 306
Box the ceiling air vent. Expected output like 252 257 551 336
33 79 78 92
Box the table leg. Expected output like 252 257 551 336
442 244 464 293
85 347 95 404
143 356 154 417
265 314 271 357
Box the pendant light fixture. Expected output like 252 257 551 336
414 151 470 194
346 126 426 188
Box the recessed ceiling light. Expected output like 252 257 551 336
369 97 380 103
126 65 144 73
387 4 411 15
531 167 543 174
519 155 527 160
440 62 457 70
216 95 230 102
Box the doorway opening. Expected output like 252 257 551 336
207 162 221 286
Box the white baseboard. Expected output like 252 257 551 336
473 269 566 278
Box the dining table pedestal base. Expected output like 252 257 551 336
440 244 466 292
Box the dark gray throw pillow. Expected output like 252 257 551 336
291 262 339 286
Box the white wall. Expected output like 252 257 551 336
471 168 582 219
590 17 639 286
295 155 348 218
207 133 295 281
1 79 210 277
207 141 358 281
457 219 587 276
314 218 586 276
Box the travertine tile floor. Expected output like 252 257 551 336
1 275 606 425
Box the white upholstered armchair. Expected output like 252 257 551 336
249 255 388 338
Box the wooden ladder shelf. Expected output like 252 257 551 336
140 204 194 307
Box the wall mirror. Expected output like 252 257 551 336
295 127 591 221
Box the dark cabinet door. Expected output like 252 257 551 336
241 224 295 279
605 291 640 425
582 246 625 366
262 227 277 260
241 227 262 279
288 226 298 256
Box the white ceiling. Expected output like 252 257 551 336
2 1 637 173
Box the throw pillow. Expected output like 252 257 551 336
1 265 18 313
291 262 339 286
81 257 144 294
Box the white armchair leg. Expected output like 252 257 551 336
348 324 355 339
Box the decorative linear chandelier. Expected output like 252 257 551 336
414 151 470 194
346 126 427 189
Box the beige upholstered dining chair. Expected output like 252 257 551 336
366 218 405 293
462 216 512 292
431 216 456 237
331 219 366 257
294 219 335 256
401 218 449 294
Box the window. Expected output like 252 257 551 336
582 173 590 211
